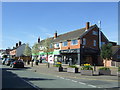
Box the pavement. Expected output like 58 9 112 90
24 63 119 82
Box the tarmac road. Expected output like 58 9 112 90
2 65 99 89
1 63 120 90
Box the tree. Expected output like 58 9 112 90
2 55 7 58
42 38 53 62
32 43 40 60
23 43 32 56
23 43 32 64
100 43 113 67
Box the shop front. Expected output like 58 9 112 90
60 49 81 65
81 48 99 66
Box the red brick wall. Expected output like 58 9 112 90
61 26 108 50
61 39 81 50
82 27 108 49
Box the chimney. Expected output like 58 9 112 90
38 37 40 43
19 41 22 46
16 43 18 47
54 31 57 39
86 22 90 30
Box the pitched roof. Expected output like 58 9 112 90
38 37 54 45
53 25 96 43
112 45 120 55
39 24 96 44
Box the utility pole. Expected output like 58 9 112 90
98 21 101 50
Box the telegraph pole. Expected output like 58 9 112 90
98 21 101 50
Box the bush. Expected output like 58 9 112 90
81 64 93 70
53 64 62 67
68 65 78 68
118 67 120 72
99 67 110 70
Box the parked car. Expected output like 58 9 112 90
10 60 24 68
5 58 15 66
2 58 7 65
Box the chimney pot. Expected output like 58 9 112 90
19 41 22 46
86 22 90 30
38 37 40 43
16 43 18 47
54 31 57 39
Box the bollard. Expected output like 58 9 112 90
94 64 96 71
36 60 38 65
31 61 33 67
47 63 50 68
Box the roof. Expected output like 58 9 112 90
38 24 97 45
38 37 54 45
111 45 120 55
11 43 26 51
53 25 96 43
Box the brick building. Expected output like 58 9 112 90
37 22 109 65
53 22 108 65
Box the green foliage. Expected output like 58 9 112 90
32 43 39 55
42 38 53 53
118 67 120 72
68 65 78 68
99 67 110 70
81 65 93 70
2 55 7 58
23 43 32 56
53 64 62 67
100 43 112 60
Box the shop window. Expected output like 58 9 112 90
71 39 78 45
62 41 68 46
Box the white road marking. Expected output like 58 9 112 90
88 85 97 88
57 76 98 88
60 77 65 79
79 82 86 85
71 80 78 82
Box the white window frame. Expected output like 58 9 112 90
56 43 59 48
71 39 78 45
62 41 68 46
83 38 86 45
93 40 96 46
92 31 98 35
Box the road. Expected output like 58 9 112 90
1 64 119 90
2 65 98 89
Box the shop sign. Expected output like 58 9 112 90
60 49 79 53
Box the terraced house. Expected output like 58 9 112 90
36 22 110 66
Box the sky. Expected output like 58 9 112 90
2 2 118 49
